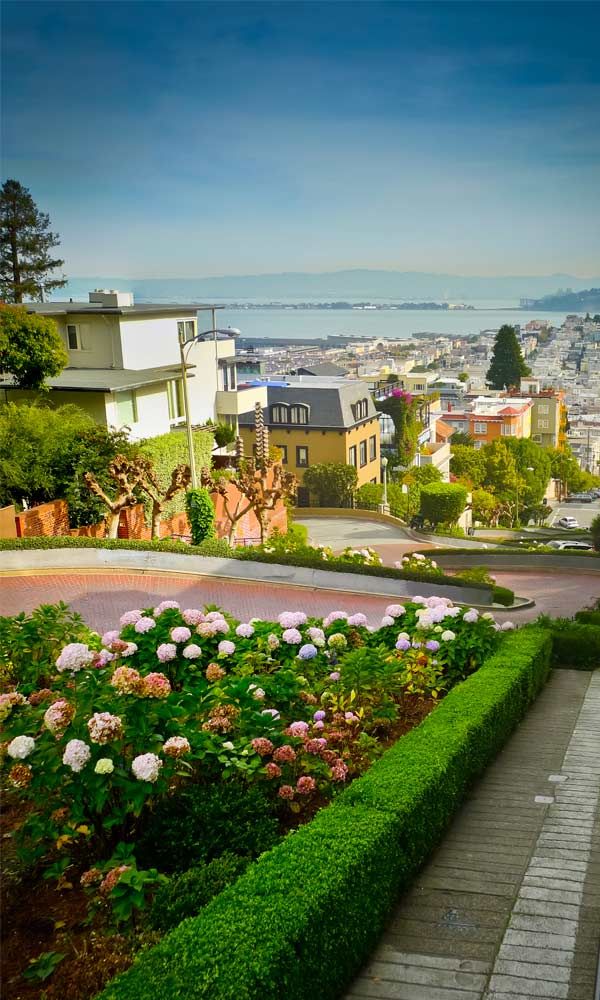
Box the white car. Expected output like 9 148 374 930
547 539 591 551
555 516 579 529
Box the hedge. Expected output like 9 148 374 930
0 537 493 595
492 585 515 607
547 620 600 670
97 627 551 1000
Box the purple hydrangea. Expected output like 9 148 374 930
425 639 440 652
313 710 326 721
298 643 318 660
395 638 411 651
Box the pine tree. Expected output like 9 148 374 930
486 325 531 389
0 179 66 302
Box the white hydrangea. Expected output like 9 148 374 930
7 734 35 760
131 752 163 783
94 758 114 775
56 642 95 673
182 643 202 659
63 739 92 773
441 630 456 641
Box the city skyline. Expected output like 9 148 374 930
2 0 599 279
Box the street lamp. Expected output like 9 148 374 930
178 322 241 489
515 465 535 526
380 456 389 514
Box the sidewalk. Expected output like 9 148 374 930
345 669 600 1000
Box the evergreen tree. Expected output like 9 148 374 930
486 325 531 389
0 179 66 302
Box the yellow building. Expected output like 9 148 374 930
238 376 380 505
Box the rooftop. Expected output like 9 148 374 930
0 364 190 393
238 376 377 429
23 302 219 318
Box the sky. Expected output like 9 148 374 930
2 0 600 279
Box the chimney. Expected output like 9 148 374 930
89 289 134 307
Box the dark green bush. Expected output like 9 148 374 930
492 585 515 607
150 853 250 932
135 780 281 874
0 602 95 690
455 566 495 586
0 535 231 556
185 488 216 545
574 610 600 627
99 628 551 1000
548 620 600 670
419 482 468 526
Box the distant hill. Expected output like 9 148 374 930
523 288 600 311
59 270 600 303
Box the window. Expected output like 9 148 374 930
289 404 309 424
67 324 80 350
369 434 377 461
349 445 357 467
271 404 287 423
276 444 288 464
414 383 425 392
296 445 309 468
473 421 487 435
538 419 549 429
115 390 137 425
177 320 196 342
353 399 369 421
474 440 483 449
537 403 549 413
167 379 185 421
501 424 515 436
359 440 367 467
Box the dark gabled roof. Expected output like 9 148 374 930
237 376 377 430
292 362 349 377
0 364 190 393
22 302 220 318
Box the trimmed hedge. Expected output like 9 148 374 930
492 585 515 607
547 620 600 670
97 627 551 1000
0 536 493 595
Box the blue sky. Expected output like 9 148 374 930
2 1 599 278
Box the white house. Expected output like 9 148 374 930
1 290 267 439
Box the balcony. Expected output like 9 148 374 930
412 441 451 481
215 383 268 419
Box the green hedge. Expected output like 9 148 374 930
547 620 600 670
492 585 515 607
97 627 551 1000
0 537 493 594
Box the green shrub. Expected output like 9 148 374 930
548 620 600 670
302 463 358 507
0 602 96 691
492 585 515 607
574 610 600 627
591 512 600 552
0 535 231 556
454 566 495 586
140 430 214 522
419 483 468 526
150 854 250 933
135 780 281 874
98 628 551 1000
355 482 383 510
185 488 216 545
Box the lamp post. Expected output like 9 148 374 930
380 456 389 514
515 465 535 526
178 324 242 489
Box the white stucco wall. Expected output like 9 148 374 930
119 315 192 369
56 315 123 369
105 383 172 440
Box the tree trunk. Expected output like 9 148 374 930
151 503 162 540
108 512 120 538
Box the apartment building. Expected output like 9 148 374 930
238 376 380 504
1 290 266 439
442 396 533 447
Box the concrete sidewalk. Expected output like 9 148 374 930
345 669 600 1000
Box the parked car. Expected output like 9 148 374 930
556 516 579 529
547 539 592 551
564 493 593 503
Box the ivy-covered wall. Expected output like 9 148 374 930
139 429 214 522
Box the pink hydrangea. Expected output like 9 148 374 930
134 617 156 634
100 865 130 896
171 626 192 643
102 630 121 646
385 605 406 619
163 736 191 758
307 627 325 646
197 622 218 638
43 699 75 737
287 720 310 738
306 738 327 754
131 752 163 783
142 672 172 698
265 762 282 779
278 784 295 800
94 649 115 668
154 601 180 616
261 707 281 721
56 642 95 673
218 640 236 656
182 644 202 660
119 610 143 627
347 613 368 627
273 744 297 764
182 608 205 626
87 712 124 744
62 738 91 773
251 737 274 756
329 671 340 681
282 628 302 644
213 619 230 635
236 623 255 638
121 642 138 657
296 775 317 795
205 611 225 622
330 761 349 782
157 643 177 663
323 611 348 628
278 611 306 629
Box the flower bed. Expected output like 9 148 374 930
96 626 551 1000
0 594 506 996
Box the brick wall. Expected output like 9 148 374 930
15 500 70 538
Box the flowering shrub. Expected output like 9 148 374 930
1 594 503 923
395 552 443 577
